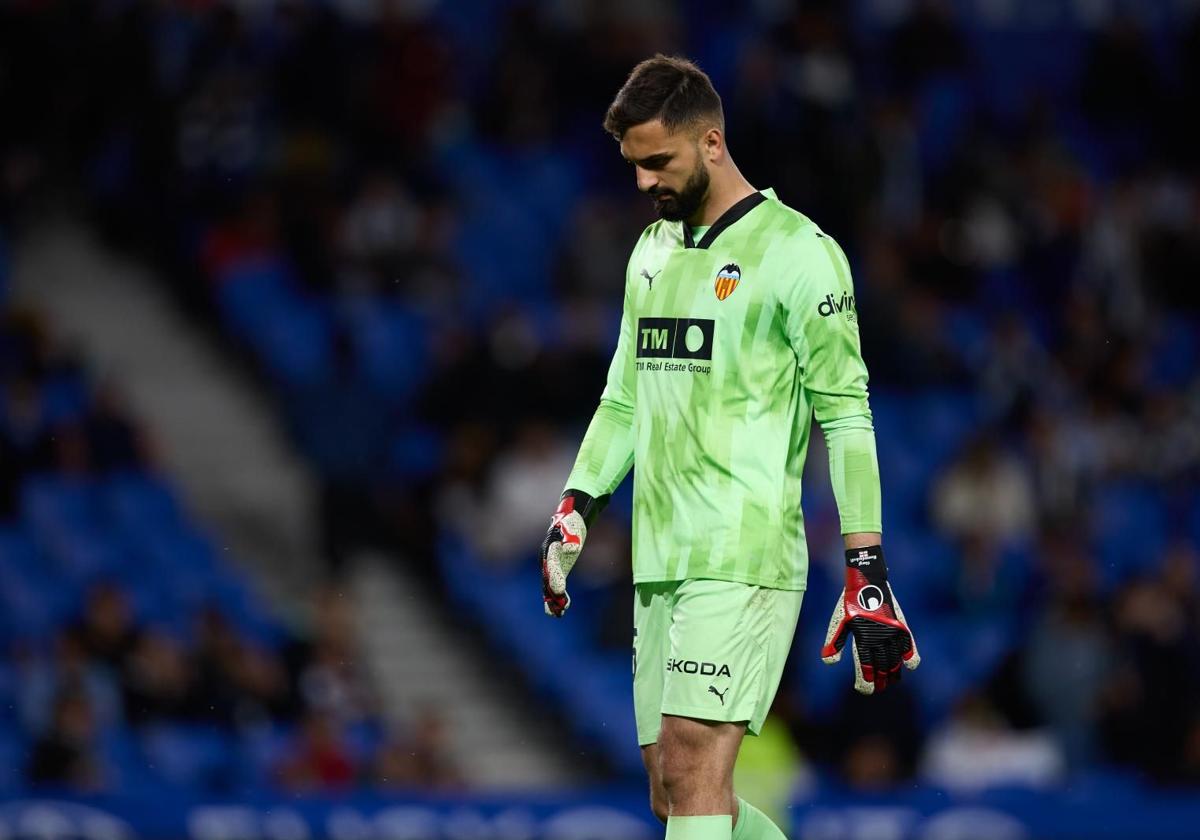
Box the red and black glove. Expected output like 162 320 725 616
541 490 606 618
821 545 920 694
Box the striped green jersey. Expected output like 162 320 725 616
565 188 880 591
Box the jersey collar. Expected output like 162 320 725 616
682 189 770 250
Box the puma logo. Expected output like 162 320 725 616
708 685 728 705
641 268 661 290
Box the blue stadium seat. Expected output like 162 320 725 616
0 561 72 643
917 75 973 174
99 728 158 791
216 259 295 338
0 725 23 793
21 475 102 538
0 527 39 574
41 373 89 426
1090 483 1168 586
346 302 429 400
0 663 15 724
252 302 333 388
238 722 296 790
140 725 236 792
103 473 183 537
1148 316 1198 388
43 529 128 588
390 426 445 480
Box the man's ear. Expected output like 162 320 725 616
701 126 724 163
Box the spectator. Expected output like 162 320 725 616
291 586 376 727
26 690 106 791
86 383 148 473
1101 544 1200 782
121 630 199 726
830 687 922 791
19 631 121 737
1021 549 1110 768
372 707 462 791
443 420 574 568
275 712 357 792
920 693 1064 792
70 583 140 672
931 434 1036 547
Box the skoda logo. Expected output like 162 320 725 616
857 585 885 611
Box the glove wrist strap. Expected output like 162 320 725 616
844 544 887 583
560 489 609 528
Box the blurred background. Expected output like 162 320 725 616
0 0 1199 837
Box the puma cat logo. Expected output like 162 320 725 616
708 685 728 705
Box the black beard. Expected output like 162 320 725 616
649 161 710 222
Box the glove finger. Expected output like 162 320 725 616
851 640 873 695
889 585 921 671
544 542 566 594
882 634 904 674
557 539 581 578
872 644 895 693
821 591 850 664
902 630 921 670
868 646 889 694
543 589 570 618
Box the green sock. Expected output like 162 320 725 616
665 815 733 840
732 797 788 840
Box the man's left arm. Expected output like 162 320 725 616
780 229 920 694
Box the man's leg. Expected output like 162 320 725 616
658 715 742 838
651 580 801 839
647 725 789 839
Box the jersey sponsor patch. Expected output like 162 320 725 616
817 290 857 321
714 263 741 301
635 317 714 360
665 658 732 677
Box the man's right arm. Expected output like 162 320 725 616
562 282 637 503
541 272 637 617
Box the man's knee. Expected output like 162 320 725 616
657 717 711 796
642 744 669 824
649 789 669 824
657 715 744 810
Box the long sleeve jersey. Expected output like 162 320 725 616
565 188 881 590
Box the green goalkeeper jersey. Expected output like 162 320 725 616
565 188 881 591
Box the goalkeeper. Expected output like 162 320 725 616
540 56 919 840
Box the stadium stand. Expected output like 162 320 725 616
2 0 1199 818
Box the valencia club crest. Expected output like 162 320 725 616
714 263 741 301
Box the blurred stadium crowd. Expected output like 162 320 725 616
0 303 461 793
1 0 1200 801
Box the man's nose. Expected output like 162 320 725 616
636 166 658 193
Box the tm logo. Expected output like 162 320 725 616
818 291 856 319
636 317 714 360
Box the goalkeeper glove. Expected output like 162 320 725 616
821 545 920 694
541 490 606 617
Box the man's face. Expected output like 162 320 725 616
620 119 711 222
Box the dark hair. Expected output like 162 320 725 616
603 54 724 140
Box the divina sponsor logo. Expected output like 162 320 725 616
818 291 856 318
666 658 732 677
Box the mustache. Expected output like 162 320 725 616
648 187 676 199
